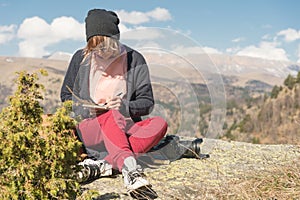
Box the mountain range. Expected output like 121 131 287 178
0 52 299 121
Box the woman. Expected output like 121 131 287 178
60 9 168 192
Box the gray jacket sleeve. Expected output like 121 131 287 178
60 50 83 102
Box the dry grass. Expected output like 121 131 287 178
179 160 300 200
223 161 300 199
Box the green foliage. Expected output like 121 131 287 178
296 71 300 84
270 85 282 99
226 99 240 116
283 74 296 90
0 70 83 199
224 121 238 141
251 137 260 144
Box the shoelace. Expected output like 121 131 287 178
127 168 145 184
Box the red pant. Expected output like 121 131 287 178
77 110 168 171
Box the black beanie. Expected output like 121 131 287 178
85 9 120 41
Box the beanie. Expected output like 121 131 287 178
85 9 120 41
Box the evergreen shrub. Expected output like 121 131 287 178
0 70 83 199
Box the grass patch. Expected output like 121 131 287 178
195 160 300 199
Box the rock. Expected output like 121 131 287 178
81 138 300 199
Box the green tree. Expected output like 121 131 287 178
284 74 296 90
0 70 83 199
238 114 254 132
296 71 300 84
270 85 282 99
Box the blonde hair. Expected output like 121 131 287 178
83 35 120 61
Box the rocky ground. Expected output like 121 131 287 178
80 138 300 200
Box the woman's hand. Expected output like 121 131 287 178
106 96 122 110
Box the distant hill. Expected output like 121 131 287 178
143 52 299 86
222 73 300 144
0 56 68 113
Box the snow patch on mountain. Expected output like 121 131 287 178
44 51 72 62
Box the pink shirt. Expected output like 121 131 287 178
89 46 127 104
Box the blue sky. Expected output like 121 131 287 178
0 0 300 63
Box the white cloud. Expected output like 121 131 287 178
236 41 289 61
226 46 241 54
277 28 300 42
121 27 165 40
118 23 132 34
15 8 171 58
202 46 223 54
17 17 53 57
147 7 172 21
297 44 300 63
117 10 150 25
117 7 171 25
173 45 222 55
51 16 84 41
262 34 272 40
18 40 48 58
17 16 84 57
0 24 16 44
133 41 162 50
231 37 244 43
18 17 51 40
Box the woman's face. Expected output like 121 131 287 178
97 47 114 60
94 42 118 60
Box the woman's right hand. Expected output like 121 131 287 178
106 96 122 110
